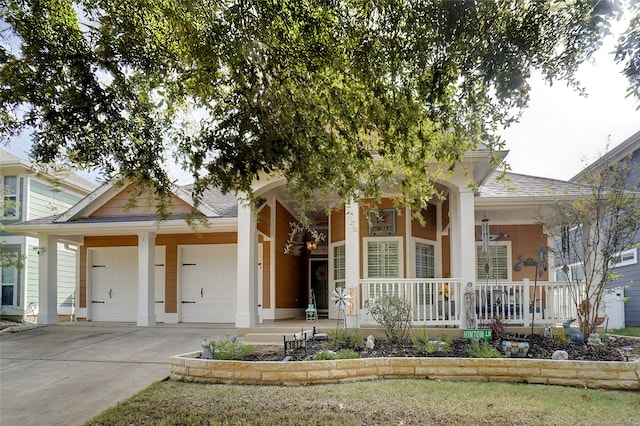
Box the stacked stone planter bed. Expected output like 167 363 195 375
170 351 640 390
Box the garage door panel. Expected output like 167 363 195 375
180 245 237 323
90 246 165 322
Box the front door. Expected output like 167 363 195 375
309 259 328 316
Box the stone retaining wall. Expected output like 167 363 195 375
170 352 640 390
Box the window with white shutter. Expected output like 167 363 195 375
476 244 510 281
333 244 346 289
365 238 403 278
416 242 435 279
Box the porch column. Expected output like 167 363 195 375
137 231 156 327
457 188 477 329
236 198 257 328
345 201 360 328
37 234 58 324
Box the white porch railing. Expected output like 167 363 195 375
359 279 579 327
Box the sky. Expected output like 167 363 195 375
3 25 639 184
499 27 640 181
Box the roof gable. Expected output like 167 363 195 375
55 180 225 223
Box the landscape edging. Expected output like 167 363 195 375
169 351 640 390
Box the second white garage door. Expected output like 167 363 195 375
180 244 237 323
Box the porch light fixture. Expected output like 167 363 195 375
306 240 318 251
481 217 490 254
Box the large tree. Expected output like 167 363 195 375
0 0 636 217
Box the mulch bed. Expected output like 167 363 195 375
244 333 640 362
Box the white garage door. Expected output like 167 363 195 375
180 244 237 323
90 246 165 322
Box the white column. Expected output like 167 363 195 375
449 189 461 279
345 201 360 328
37 234 58 324
236 198 257 328
457 188 477 329
137 231 156 326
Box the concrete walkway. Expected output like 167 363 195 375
0 322 236 426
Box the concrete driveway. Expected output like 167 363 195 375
0 322 236 426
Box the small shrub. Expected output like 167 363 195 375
329 328 364 350
210 337 254 360
364 294 412 344
314 350 337 360
411 330 452 354
313 349 359 360
488 315 506 339
336 349 359 359
466 340 503 358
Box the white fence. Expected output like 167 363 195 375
359 278 579 327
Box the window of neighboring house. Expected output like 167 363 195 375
415 241 435 279
476 243 510 281
333 244 346 290
2 175 19 219
555 263 585 283
365 238 402 278
1 265 16 306
610 248 637 268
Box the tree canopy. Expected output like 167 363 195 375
1 0 637 217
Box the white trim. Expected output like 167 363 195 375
610 248 637 268
328 241 346 319
363 236 404 279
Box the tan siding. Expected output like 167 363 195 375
330 207 345 243
442 198 450 231
442 235 451 278
275 202 305 308
165 244 178 313
257 205 271 237
411 204 437 240
91 183 192 217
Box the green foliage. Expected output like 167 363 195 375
313 349 359 360
1 1 634 218
364 294 412 344
210 338 254 360
466 340 503 358
410 329 451 354
328 328 364 351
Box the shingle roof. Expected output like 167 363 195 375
478 171 585 198
180 185 238 218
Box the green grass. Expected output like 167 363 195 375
85 379 640 425
610 326 640 337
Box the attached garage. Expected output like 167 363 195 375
89 246 166 322
180 244 237 323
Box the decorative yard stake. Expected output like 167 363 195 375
332 287 352 333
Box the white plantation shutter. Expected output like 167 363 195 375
416 242 435 278
333 245 346 288
367 240 400 278
476 245 508 280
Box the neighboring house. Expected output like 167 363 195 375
570 130 640 327
1 149 97 321
7 147 587 329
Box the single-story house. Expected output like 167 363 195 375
7 147 586 328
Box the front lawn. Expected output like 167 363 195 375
610 326 640 337
85 379 640 425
